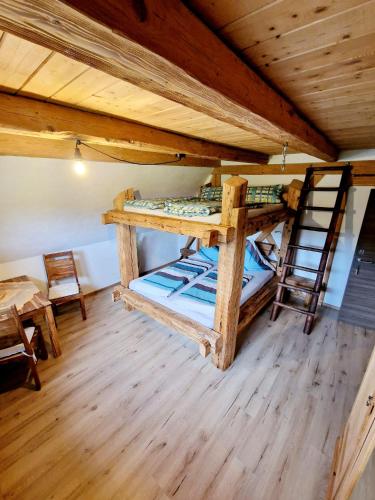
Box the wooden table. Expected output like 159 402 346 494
0 275 61 357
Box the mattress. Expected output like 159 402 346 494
123 205 222 224
129 261 274 329
123 203 284 225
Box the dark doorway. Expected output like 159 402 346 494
339 190 375 329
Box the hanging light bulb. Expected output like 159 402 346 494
73 139 86 175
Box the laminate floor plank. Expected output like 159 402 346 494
0 290 373 500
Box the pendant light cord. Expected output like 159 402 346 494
78 140 185 166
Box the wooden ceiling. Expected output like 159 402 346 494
0 32 285 158
0 1 373 163
188 0 375 150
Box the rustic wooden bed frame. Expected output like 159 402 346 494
102 176 302 370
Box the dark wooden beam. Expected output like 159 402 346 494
0 93 266 163
0 0 337 161
213 161 375 185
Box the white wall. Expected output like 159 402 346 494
0 156 209 292
219 150 374 308
0 232 187 295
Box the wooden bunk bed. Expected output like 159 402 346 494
102 176 303 370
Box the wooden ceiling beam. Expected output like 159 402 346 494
0 0 337 161
214 162 375 176
213 162 375 186
0 132 219 166
0 93 267 163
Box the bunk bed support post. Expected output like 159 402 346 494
114 189 139 309
212 176 248 370
210 172 221 187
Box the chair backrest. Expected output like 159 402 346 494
0 305 32 355
43 251 79 286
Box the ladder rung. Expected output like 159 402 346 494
278 283 319 295
310 166 349 172
284 264 324 274
288 244 328 253
273 301 315 316
301 206 335 212
304 187 341 192
298 225 329 232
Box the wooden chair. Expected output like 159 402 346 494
0 305 48 391
43 250 87 320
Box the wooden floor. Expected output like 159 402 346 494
0 290 374 500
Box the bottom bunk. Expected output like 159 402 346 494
113 247 278 362
129 258 274 329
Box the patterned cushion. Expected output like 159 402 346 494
164 200 221 217
200 186 223 201
124 197 196 210
246 185 283 204
200 184 283 204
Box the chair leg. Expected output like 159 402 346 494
79 295 87 320
27 357 41 391
36 325 48 360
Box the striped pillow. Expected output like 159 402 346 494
143 259 212 296
181 271 251 305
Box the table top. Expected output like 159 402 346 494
0 275 51 315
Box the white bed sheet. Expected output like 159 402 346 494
129 265 274 329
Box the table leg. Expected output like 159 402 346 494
44 305 62 357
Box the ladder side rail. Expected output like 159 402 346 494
304 167 351 333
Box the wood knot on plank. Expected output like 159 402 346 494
131 0 147 22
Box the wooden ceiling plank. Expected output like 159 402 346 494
0 0 337 161
295 81 375 105
0 92 268 162
185 0 275 31
20 52 89 97
263 32 375 80
51 68 117 104
0 132 218 166
0 32 51 91
282 61 375 95
244 1 375 66
220 0 368 52
292 68 375 98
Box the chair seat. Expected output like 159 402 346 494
0 327 35 359
48 283 80 300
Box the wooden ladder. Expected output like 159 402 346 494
271 165 352 334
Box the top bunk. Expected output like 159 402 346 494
102 178 303 246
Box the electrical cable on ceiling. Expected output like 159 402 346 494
76 139 186 166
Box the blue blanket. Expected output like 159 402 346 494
142 259 212 296
181 271 251 305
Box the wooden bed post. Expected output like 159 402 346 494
212 176 248 370
114 189 139 290
211 172 221 187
